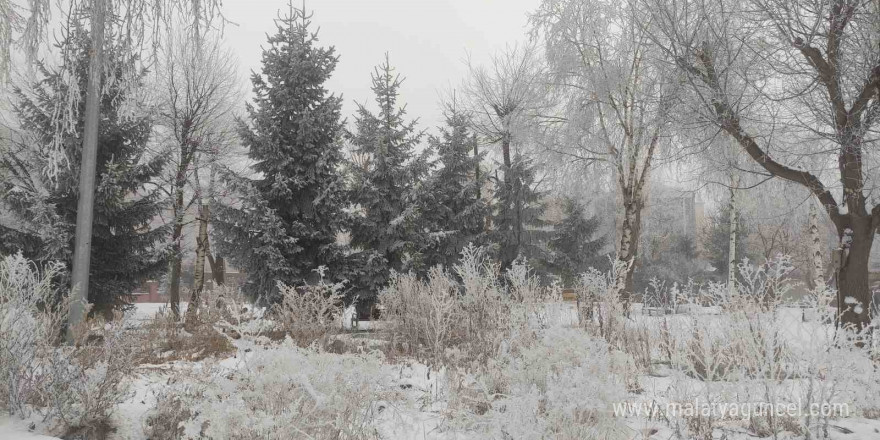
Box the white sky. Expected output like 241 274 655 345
221 0 540 133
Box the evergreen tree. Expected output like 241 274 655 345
346 55 425 304
414 105 488 271
537 197 604 286
490 153 547 275
634 233 708 292
212 5 347 301
0 29 168 314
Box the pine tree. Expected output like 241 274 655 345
414 105 488 271
538 197 604 286
0 29 168 314
346 55 425 304
212 5 347 301
491 153 547 275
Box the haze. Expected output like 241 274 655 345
222 0 539 131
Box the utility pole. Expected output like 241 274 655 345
68 0 106 340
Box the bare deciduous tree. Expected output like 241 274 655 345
639 0 880 329
532 0 679 304
463 44 547 272
156 28 239 321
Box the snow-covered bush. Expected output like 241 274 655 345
380 245 552 366
449 326 632 439
654 257 880 439
380 266 460 363
575 260 630 346
0 253 69 416
270 267 344 347
43 317 136 438
788 286 880 433
134 306 236 363
0 253 134 437
144 342 392 439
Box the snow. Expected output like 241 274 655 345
5 301 880 440
0 417 61 440
125 302 188 324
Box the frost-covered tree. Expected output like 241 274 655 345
346 55 426 303
537 197 604 286
413 104 488 271
212 6 347 301
489 153 549 274
2 0 228 333
463 45 546 274
0 29 168 315
156 28 240 320
532 0 678 304
639 0 880 328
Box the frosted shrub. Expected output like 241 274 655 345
43 318 135 438
788 286 880 436
270 266 344 347
0 253 134 437
380 266 459 363
659 257 880 439
145 342 390 439
0 253 69 416
135 306 236 363
506 260 565 330
576 260 630 347
451 327 632 439
380 245 555 366
454 245 515 359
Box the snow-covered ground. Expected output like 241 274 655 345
125 302 188 324
4 302 879 440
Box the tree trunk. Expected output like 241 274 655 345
499 133 517 274
616 195 642 307
168 240 182 319
167 165 187 319
837 218 873 330
168 221 183 319
727 183 738 297
809 203 825 291
207 252 225 286
185 201 209 328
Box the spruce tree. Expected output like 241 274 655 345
701 204 754 282
346 55 425 304
491 154 547 275
415 105 488 271
212 5 347 301
537 197 604 286
0 29 168 314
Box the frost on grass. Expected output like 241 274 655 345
447 327 633 440
144 342 392 440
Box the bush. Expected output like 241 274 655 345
144 342 391 439
269 267 344 348
380 245 554 366
0 253 134 437
449 327 633 439
0 253 68 416
574 259 630 347
133 306 236 364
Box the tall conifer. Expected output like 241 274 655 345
212 5 347 300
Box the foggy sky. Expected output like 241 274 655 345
221 0 540 133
